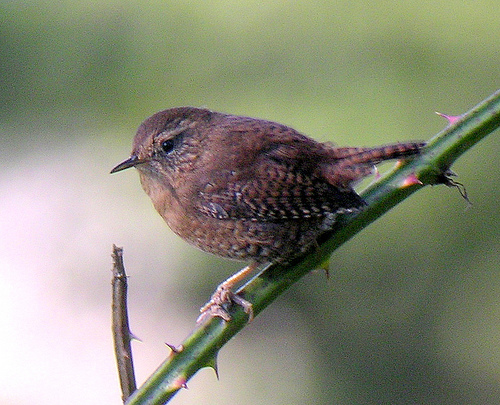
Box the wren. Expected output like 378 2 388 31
111 107 424 322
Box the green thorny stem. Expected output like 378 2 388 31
125 89 500 405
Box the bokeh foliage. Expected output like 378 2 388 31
1 1 499 404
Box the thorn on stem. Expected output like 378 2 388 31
435 111 463 126
401 173 423 188
206 355 220 380
318 259 330 279
170 376 188 391
165 343 184 354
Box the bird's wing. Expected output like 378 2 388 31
197 160 365 222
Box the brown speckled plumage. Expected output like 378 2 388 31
112 107 424 320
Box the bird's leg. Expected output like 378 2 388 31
197 262 258 323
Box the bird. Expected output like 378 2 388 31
111 107 424 322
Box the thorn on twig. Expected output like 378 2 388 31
170 376 188 391
435 111 464 126
206 355 220 380
318 258 330 279
400 173 423 188
165 343 184 355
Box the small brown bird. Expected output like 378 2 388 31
112 107 424 322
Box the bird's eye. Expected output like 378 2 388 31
161 139 175 153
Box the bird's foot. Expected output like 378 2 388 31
197 284 254 324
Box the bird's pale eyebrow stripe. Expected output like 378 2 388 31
161 125 192 138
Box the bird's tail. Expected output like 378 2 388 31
331 141 425 164
323 141 425 187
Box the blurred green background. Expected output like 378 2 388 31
1 1 499 404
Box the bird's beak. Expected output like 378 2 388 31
110 155 140 174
